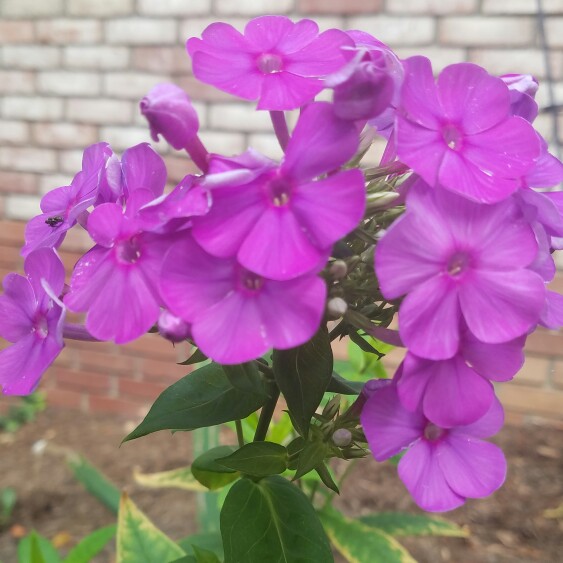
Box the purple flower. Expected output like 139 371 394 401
187 16 353 110
501 73 539 123
0 249 65 395
160 234 327 364
192 102 366 280
361 380 506 512
375 181 545 359
23 143 113 256
396 57 540 203
140 83 199 149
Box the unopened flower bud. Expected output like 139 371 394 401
500 74 539 123
140 83 199 149
158 309 191 343
332 428 353 447
366 191 400 212
322 395 341 420
329 260 348 280
327 297 348 320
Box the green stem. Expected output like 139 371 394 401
235 419 245 447
253 387 280 442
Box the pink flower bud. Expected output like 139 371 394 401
500 74 539 123
140 83 199 150
158 309 191 343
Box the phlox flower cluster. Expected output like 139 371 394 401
0 15 562 514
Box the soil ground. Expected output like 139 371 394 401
0 408 562 562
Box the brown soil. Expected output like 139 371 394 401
0 408 562 562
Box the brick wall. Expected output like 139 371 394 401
0 0 562 423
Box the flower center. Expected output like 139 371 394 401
238 269 265 293
424 422 446 442
257 53 283 74
446 251 470 277
442 124 463 151
33 316 49 339
116 238 141 264
267 176 292 207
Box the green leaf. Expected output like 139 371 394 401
134 467 206 492
192 545 221 563
124 363 270 441
191 446 240 490
117 493 185 563
222 363 263 394
217 442 287 477
266 412 294 444
349 331 382 358
221 476 333 563
294 440 329 480
359 513 469 538
63 525 116 563
273 328 333 437
67 455 120 514
179 348 208 366
177 532 223 560
326 373 363 395
170 557 197 563
319 508 416 563
18 531 62 563
314 463 339 494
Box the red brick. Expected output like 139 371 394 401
495 384 563 420
52 368 113 395
0 171 37 196
176 75 233 102
45 388 85 411
140 357 191 384
526 329 563 357
88 396 147 418
0 221 26 246
75 348 138 376
118 378 168 400
36 19 101 45
132 46 191 73
120 333 179 361
512 355 550 387
164 155 200 183
298 0 383 13
32 122 98 149
0 21 34 43
551 360 563 389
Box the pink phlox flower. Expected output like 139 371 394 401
501 73 539 123
396 57 540 203
361 378 507 512
23 143 113 257
0 248 65 395
187 16 353 110
140 83 199 149
192 102 366 280
397 331 525 428
375 180 545 359
159 233 327 364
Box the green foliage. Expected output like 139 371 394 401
0 392 46 433
124 363 270 442
67 455 120 515
117 493 185 563
0 487 16 527
178 348 208 366
178 532 224 560
216 442 288 478
220 476 333 563
222 363 264 394
18 531 62 563
273 327 333 437
191 545 221 563
360 512 469 537
134 466 206 492
63 525 116 563
334 336 392 384
319 508 416 563
191 446 239 490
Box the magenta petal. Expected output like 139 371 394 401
258 275 326 350
191 50 261 101
438 436 506 499
189 22 250 55
276 19 319 53
87 203 124 247
22 215 67 257
291 169 366 248
121 143 167 199
40 184 73 213
455 396 504 439
361 384 425 461
437 63 509 133
398 441 465 512
399 57 442 129
283 102 359 182
238 207 326 280
0 275 34 341
257 72 323 111
399 275 461 360
160 236 234 322
459 269 545 343
24 248 65 302
244 15 294 51
540 290 563 330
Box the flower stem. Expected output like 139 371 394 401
184 135 209 173
253 387 280 442
62 323 100 342
235 419 245 448
269 111 290 151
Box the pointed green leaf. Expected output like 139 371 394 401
191 446 240 490
319 508 416 563
18 531 62 563
134 467 206 492
178 533 223 560
124 364 269 441
359 513 469 537
222 363 263 394
294 440 329 480
273 328 333 437
192 545 221 563
216 442 288 477
221 476 333 563
314 462 339 494
117 493 185 563
178 348 208 366
326 373 363 395
63 525 116 563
